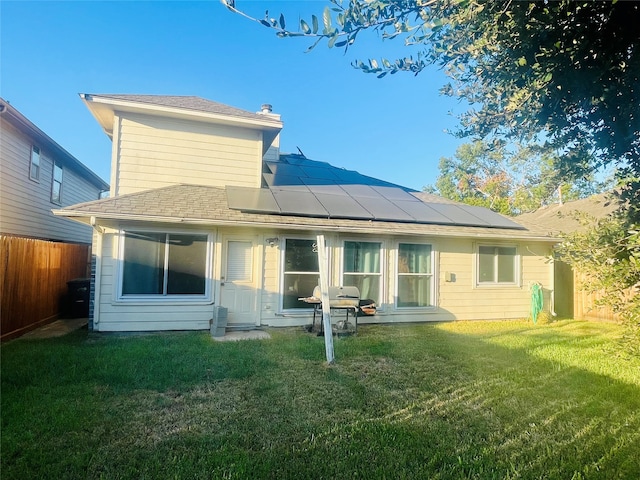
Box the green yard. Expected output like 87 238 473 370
2 320 639 479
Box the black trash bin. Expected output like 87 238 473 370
67 278 90 318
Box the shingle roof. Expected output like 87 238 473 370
516 193 619 234
56 184 557 241
91 94 270 122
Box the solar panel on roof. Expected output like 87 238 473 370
300 165 340 180
272 189 329 216
266 174 309 188
269 163 306 177
243 156 529 228
300 176 340 187
370 186 417 201
345 184 380 198
352 195 415 221
305 183 347 195
394 200 454 224
229 184 526 229
429 203 491 226
314 193 374 219
226 186 280 213
281 156 305 165
459 205 525 229
330 168 368 183
297 158 331 168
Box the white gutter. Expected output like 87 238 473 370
53 210 560 243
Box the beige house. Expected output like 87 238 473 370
55 94 558 332
517 194 621 320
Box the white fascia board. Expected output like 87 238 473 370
79 94 283 137
52 209 560 243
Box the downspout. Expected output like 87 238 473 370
550 245 558 317
90 216 104 330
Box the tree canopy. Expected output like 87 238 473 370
228 0 640 330
226 0 639 218
424 140 610 216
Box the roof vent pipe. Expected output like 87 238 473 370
261 103 273 114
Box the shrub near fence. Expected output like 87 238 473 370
0 236 90 340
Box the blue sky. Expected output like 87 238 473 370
2 1 467 191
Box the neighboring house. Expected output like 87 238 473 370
517 194 621 320
0 98 109 243
0 98 110 339
54 94 558 332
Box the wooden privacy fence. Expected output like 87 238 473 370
1 236 90 340
573 270 635 322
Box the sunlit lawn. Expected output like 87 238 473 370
2 320 639 479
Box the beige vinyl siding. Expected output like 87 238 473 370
0 119 102 243
92 223 555 330
94 230 214 331
113 112 264 195
260 232 280 319
438 238 553 320
259 233 554 327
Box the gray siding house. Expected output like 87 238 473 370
0 98 109 243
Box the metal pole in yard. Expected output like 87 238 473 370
316 234 335 364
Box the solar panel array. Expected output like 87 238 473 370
226 154 525 230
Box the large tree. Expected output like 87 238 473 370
228 0 640 330
424 140 609 216
226 0 639 217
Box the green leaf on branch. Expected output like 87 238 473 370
323 6 332 33
328 32 339 48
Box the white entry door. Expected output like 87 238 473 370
220 238 259 326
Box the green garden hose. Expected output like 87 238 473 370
530 282 544 324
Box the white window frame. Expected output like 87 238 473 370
115 228 213 303
340 239 384 311
29 145 40 181
394 242 436 310
51 160 63 204
280 237 323 313
475 243 520 287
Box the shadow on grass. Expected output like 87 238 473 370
1 322 639 479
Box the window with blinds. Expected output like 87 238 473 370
226 241 253 282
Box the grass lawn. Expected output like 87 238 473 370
2 320 639 479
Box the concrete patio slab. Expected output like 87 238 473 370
212 330 271 342
21 318 88 339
